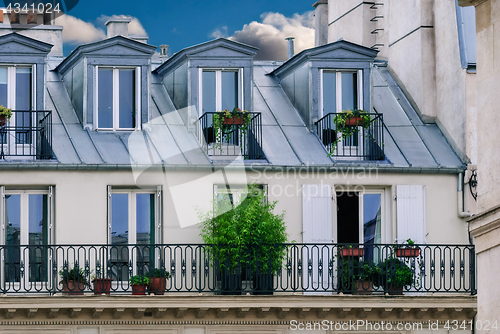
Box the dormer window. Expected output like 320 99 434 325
321 70 363 117
200 69 242 115
95 67 141 130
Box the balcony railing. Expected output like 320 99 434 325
0 243 475 295
316 113 384 160
0 110 52 160
196 112 264 160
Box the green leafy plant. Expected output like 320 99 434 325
0 105 12 120
129 275 149 286
199 184 288 276
329 109 372 156
393 238 417 250
152 268 171 279
59 264 89 286
212 107 252 150
377 257 414 289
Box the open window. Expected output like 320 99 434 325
95 67 141 131
0 186 54 292
107 186 162 286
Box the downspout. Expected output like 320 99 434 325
458 172 473 218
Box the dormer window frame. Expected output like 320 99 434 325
93 65 142 131
198 67 244 117
319 69 364 119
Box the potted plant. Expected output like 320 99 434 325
91 263 113 295
59 264 88 295
0 105 12 126
212 107 251 150
149 268 171 295
394 238 421 257
129 275 149 295
340 245 365 257
354 261 381 295
377 257 414 295
328 109 372 156
200 184 288 295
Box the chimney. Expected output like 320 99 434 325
286 37 295 59
105 17 131 38
313 0 328 46
160 45 169 59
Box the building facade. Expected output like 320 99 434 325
0 8 476 334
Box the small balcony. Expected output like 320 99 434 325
0 243 475 295
316 112 384 160
0 110 52 160
196 112 264 160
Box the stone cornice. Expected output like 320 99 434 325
0 295 477 322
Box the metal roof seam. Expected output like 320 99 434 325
85 129 107 164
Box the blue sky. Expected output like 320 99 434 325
60 0 315 59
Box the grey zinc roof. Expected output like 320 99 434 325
0 50 464 172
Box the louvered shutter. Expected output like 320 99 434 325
396 185 426 244
302 184 333 295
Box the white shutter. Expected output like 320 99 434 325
0 186 4 289
396 185 426 244
302 184 333 295
156 186 162 244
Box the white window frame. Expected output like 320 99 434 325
94 66 141 131
0 65 37 156
198 68 243 117
107 186 162 283
333 188 385 245
319 69 363 119
0 186 54 292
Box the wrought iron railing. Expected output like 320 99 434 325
196 112 264 160
0 110 52 159
316 113 384 160
0 243 475 295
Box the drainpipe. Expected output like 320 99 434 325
458 172 473 218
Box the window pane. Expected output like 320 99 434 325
202 71 216 113
118 69 136 129
0 68 7 107
136 194 154 245
111 193 129 281
341 72 358 111
98 69 113 128
5 194 21 283
29 194 48 282
16 68 32 144
363 194 382 262
221 71 238 111
322 72 336 115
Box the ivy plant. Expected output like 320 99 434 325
212 107 251 151
329 109 372 156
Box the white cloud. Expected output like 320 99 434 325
55 15 106 44
229 11 315 60
210 26 228 39
55 14 147 45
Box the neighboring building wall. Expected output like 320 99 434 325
323 0 476 162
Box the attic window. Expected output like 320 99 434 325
95 66 141 130
200 69 242 115
321 70 363 117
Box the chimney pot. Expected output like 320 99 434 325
160 45 169 57
105 17 131 38
286 37 295 60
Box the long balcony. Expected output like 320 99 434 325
316 113 384 160
196 112 264 160
0 243 475 295
0 110 52 160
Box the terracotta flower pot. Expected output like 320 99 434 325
354 280 373 295
0 115 7 126
344 116 364 126
386 284 404 295
131 284 147 295
61 280 85 295
92 278 113 295
222 117 245 125
149 277 167 295
395 248 420 257
340 248 365 257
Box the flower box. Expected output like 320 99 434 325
222 116 246 125
340 247 365 257
344 116 364 126
395 248 420 257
